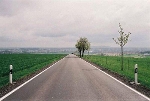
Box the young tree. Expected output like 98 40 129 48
113 23 131 71
75 37 90 57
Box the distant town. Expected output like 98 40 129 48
0 47 150 57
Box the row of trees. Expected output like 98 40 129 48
75 23 131 71
75 37 90 58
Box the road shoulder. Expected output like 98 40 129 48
82 58 150 100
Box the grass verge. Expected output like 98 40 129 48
83 55 150 89
0 54 66 88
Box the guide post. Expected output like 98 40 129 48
134 64 139 84
10 65 13 84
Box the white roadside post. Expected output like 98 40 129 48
10 65 13 84
134 64 139 84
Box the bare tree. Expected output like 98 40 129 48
113 23 131 71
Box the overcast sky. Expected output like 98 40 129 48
0 0 149 48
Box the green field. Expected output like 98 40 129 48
84 55 150 89
0 54 66 88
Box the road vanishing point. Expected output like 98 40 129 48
1 54 150 101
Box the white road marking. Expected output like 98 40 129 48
82 58 150 101
1 55 150 101
0 56 66 101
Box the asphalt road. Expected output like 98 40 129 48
2 54 149 101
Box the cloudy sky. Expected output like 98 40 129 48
0 0 149 48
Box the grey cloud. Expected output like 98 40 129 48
0 0 150 48
0 36 11 41
0 0 34 16
36 32 67 38
0 36 20 42
0 0 13 16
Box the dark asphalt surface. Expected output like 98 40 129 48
2 54 149 101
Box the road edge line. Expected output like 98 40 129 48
82 58 150 101
0 56 67 101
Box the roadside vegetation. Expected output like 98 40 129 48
83 55 150 89
0 54 66 88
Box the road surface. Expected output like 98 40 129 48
2 54 149 101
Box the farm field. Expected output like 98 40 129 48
0 54 66 88
83 55 150 89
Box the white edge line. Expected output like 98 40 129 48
82 58 150 101
0 56 66 101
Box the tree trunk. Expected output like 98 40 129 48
82 49 85 57
121 46 124 71
79 50 82 58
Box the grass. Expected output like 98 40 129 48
0 54 66 88
83 55 150 89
